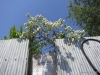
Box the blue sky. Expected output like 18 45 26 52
0 0 80 39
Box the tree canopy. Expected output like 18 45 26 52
20 14 85 54
68 0 100 36
4 14 85 54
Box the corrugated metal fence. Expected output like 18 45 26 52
55 36 100 75
0 39 29 75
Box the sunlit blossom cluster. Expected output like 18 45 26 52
64 25 85 40
20 13 85 40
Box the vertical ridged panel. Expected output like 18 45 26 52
55 36 100 75
0 39 29 75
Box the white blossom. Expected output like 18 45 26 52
20 13 85 40
37 27 40 31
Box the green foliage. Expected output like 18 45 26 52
68 0 100 36
10 26 19 38
9 25 23 39
29 41 42 54
4 36 8 40
3 25 23 40
20 25 23 33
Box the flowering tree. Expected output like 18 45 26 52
19 13 85 54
